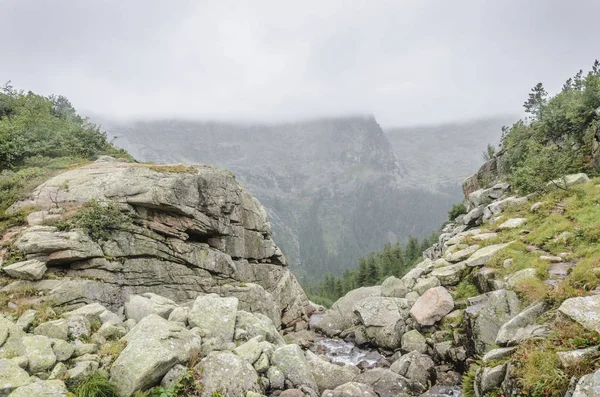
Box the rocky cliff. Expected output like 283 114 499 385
3 156 309 331
99 116 458 277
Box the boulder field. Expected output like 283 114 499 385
1 158 600 397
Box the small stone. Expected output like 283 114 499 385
539 255 562 263
2 259 47 281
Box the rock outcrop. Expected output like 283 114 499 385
5 157 310 331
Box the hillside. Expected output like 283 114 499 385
386 116 515 191
99 116 458 279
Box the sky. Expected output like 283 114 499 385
1 0 599 127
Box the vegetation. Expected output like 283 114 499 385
304 231 439 305
448 202 467 221
144 164 197 174
500 60 600 194
482 143 496 161
0 82 131 235
461 361 479 397
48 198 131 241
147 368 203 397
72 373 118 397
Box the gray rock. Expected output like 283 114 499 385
110 314 202 397
558 347 599 369
160 364 188 388
66 360 98 387
409 287 454 326
463 206 484 226
464 244 510 267
401 259 435 288
62 303 107 323
497 218 527 230
354 368 410 397
2 260 47 281
482 346 517 364
479 364 506 394
48 362 68 380
390 351 434 393
271 344 317 391
465 290 521 354
573 369 600 397
324 382 378 397
559 296 600 332
495 302 549 346
15 310 37 332
65 315 91 339
0 359 31 396
548 173 590 189
381 277 408 298
305 351 360 393
22 335 56 373
315 287 380 336
167 307 189 325
413 278 441 295
233 336 264 365
187 294 238 349
401 330 427 354
51 340 75 362
445 245 479 263
197 351 262 397
8 380 68 397
506 268 537 288
234 310 284 345
124 293 178 323
267 366 285 390
430 263 468 286
354 297 411 348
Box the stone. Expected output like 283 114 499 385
267 366 285 390
573 368 600 397
2 260 47 281
445 245 479 263
548 173 590 189
506 268 537 288
413 277 440 295
73 343 97 357
485 197 528 218
462 206 484 227
410 287 454 326
305 351 360 393
33 320 69 341
0 359 31 396
271 344 317 391
315 286 380 336
22 335 56 373
234 310 284 345
530 202 543 212
99 310 122 326
167 307 189 325
160 364 188 388
472 267 497 293
464 290 521 354
401 259 435 288
48 362 68 380
497 218 527 230
482 347 517 364
51 340 75 362
401 330 427 354
16 310 37 331
539 255 562 263
97 323 126 340
65 315 91 339
323 382 378 397
233 336 264 365
353 297 411 348
381 277 408 298
8 380 68 397
558 347 599 369
390 351 435 393
354 368 410 397
464 243 510 267
559 295 600 333
124 293 178 323
187 294 238 349
430 263 468 286
66 360 99 387
197 351 262 397
495 302 549 346
479 364 506 394
62 303 107 323
109 314 202 397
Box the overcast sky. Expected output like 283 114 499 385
1 0 598 127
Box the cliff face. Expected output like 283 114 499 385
102 116 457 277
5 157 309 330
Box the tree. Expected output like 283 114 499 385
523 82 548 119
356 258 368 287
482 143 496 161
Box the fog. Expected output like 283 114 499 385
1 0 598 126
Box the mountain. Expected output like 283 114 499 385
385 116 516 191
99 116 457 279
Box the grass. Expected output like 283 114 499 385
72 373 118 397
144 164 198 174
98 340 127 364
513 277 548 305
461 361 479 397
453 277 479 300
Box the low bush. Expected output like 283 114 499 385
448 202 467 221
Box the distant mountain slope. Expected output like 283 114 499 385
99 116 457 279
386 116 516 191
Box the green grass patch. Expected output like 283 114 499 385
453 277 480 300
144 164 197 174
72 373 118 397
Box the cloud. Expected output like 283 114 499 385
1 0 599 126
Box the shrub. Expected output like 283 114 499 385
72 373 118 397
461 362 479 397
448 202 467 221
453 278 479 300
51 199 131 241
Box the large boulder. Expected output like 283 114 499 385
110 315 202 397
548 173 590 189
22 335 56 373
390 351 435 393
464 244 510 267
8 380 68 397
495 302 549 346
559 296 600 333
197 351 262 397
234 310 285 345
0 359 31 396
315 287 380 336
187 294 238 350
409 287 454 326
271 344 317 391
465 290 521 354
573 368 600 397
124 293 178 322
354 297 411 348
2 259 47 281
305 351 360 393
381 277 408 298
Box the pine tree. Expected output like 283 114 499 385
366 254 379 286
523 82 548 119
